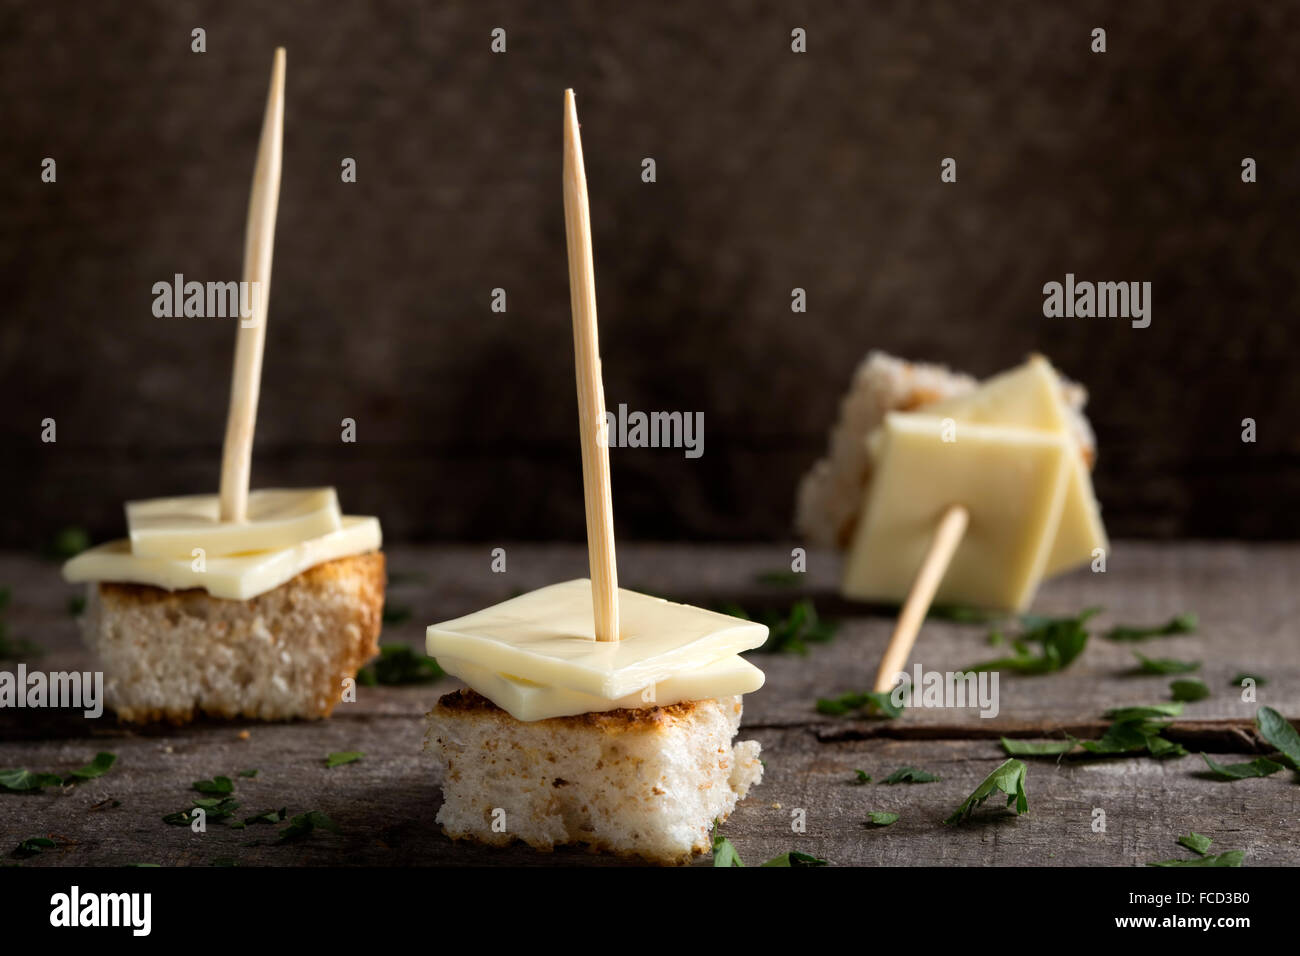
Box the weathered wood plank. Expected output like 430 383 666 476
1 542 1297 866
726 732 1300 868
3 728 1297 867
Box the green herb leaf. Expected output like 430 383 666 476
865 812 899 827
1200 754 1285 780
244 807 287 825
1170 679 1210 702
237 769 258 778
67 595 86 617
1103 703 1184 721
278 810 339 843
929 605 1001 624
358 644 444 686
944 758 1029 825
49 527 91 560
1132 653 1201 675
1256 707 1300 768
193 776 234 794
1149 851 1243 868
192 797 239 813
1078 721 1155 755
1078 711 1188 758
711 832 744 867
163 797 241 826
66 752 116 782
1143 733 1189 758
964 609 1098 675
1000 737 1077 756
381 604 412 625
0 768 64 792
881 766 940 784
325 751 363 769
760 851 829 867
12 836 58 858
853 770 871 784
0 624 42 661
1178 832 1213 856
1230 673 1267 687
816 689 904 719
1106 613 1197 642
755 600 838 654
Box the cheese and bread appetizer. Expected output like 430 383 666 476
424 580 766 864
798 353 1107 611
64 489 383 722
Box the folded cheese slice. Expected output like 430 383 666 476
63 516 380 600
438 653 765 721
127 488 343 559
426 579 768 699
922 356 1107 576
842 414 1071 611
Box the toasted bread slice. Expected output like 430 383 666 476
81 551 384 723
425 689 762 865
796 352 976 548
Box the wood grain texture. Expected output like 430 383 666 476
1 1 1298 545
1 541 1297 866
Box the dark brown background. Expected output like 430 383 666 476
1 0 1296 547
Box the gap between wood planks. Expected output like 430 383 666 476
802 718 1267 752
0 712 1272 754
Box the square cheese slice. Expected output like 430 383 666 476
437 654 765 722
923 356 1107 576
426 580 768 699
63 516 380 600
127 488 343 559
924 355 1066 431
842 414 1070 611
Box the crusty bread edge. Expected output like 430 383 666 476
426 690 753 865
88 550 385 724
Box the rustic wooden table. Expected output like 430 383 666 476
2 542 1297 867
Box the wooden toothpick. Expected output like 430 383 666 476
562 89 620 642
873 503 969 692
219 47 286 523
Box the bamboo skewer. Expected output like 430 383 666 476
562 89 620 643
219 48 286 523
872 503 969 693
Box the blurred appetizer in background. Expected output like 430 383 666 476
423 92 765 865
798 352 1106 611
62 50 384 723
